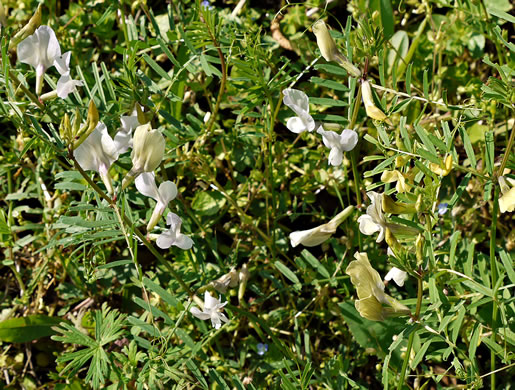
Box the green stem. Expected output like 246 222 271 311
490 184 499 389
71 156 193 297
496 123 515 180
398 275 423 389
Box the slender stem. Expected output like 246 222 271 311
71 156 193 296
398 275 423 389
490 184 499 389
496 122 515 180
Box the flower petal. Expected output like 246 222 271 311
18 26 61 71
166 212 182 231
328 147 343 166
286 116 309 134
190 307 211 320
203 291 218 311
283 88 309 114
317 127 341 149
158 181 178 204
357 215 380 236
156 228 177 249
385 267 408 287
135 172 160 201
56 73 83 98
54 51 71 75
339 129 359 151
174 234 194 250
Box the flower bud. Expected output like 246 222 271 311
210 268 239 294
361 80 387 121
415 234 424 265
59 113 72 145
122 124 165 189
238 264 250 303
312 20 361 78
9 4 42 50
73 100 99 150
289 205 354 247
382 194 416 214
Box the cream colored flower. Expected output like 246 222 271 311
317 126 358 166
357 192 387 242
429 155 453 176
312 20 361 78
381 170 408 193
361 80 387 121
345 252 410 321
289 206 354 247
122 124 165 189
282 89 315 134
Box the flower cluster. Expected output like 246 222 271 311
16 25 193 251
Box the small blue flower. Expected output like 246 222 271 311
437 203 448 216
201 0 214 10
257 343 268 356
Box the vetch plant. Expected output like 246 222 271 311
73 122 119 195
122 124 165 189
282 88 315 134
17 25 61 95
135 172 178 232
289 206 354 247
345 252 410 321
190 291 229 329
316 126 358 166
156 212 194 250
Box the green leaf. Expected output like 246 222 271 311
0 315 64 343
274 261 300 285
301 249 330 279
191 191 226 216
313 64 347 76
380 0 394 39
310 77 349 92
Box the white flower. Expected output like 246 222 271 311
190 291 229 329
289 205 354 247
317 126 358 166
114 105 144 154
17 25 61 95
53 51 83 99
282 88 315 134
122 124 165 190
135 172 177 232
73 123 119 195
357 192 387 242
384 267 408 287
156 212 193 250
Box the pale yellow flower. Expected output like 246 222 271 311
361 80 387 121
345 252 410 321
381 170 408 193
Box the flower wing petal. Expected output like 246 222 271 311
135 172 160 201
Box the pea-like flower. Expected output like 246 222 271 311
289 206 354 247
122 124 165 190
357 192 387 242
282 88 315 134
53 51 83 99
114 104 144 154
156 212 193 250
17 25 61 95
311 20 361 78
384 267 408 287
361 80 387 121
381 170 408 193
317 126 358 166
73 123 119 195
190 291 229 329
345 252 410 321
135 172 177 232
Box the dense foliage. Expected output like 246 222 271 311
0 0 513 388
